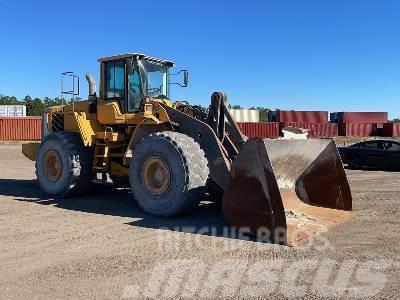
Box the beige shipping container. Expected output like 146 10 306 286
0 105 27 117
228 109 259 123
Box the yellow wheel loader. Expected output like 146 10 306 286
22 53 352 246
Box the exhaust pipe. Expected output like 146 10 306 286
86 73 97 112
86 73 97 98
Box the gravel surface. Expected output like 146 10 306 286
0 144 399 299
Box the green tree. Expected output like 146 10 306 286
255 106 270 122
23 96 45 116
0 95 9 105
43 97 63 108
0 95 22 105
0 95 23 105
249 106 271 121
0 94 72 116
390 118 400 123
22 95 33 115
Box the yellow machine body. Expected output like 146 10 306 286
22 53 353 246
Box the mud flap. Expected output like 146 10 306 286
222 138 352 246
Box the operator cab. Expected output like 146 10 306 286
98 53 176 114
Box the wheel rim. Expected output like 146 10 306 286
43 150 62 182
142 156 171 195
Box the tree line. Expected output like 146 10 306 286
1 94 397 122
0 94 272 121
0 95 79 116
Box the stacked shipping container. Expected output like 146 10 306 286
330 112 388 123
330 111 388 137
276 110 328 123
265 110 335 138
274 110 390 137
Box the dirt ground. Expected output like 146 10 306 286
0 144 399 299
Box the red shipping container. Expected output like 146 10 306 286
382 123 400 137
276 110 328 123
0 117 42 141
338 123 375 137
372 123 384 136
237 122 280 138
282 122 338 137
335 112 388 123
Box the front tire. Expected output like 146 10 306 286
130 131 209 216
36 132 93 198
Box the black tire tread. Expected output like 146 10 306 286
36 131 93 198
131 131 209 216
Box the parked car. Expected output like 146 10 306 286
338 140 400 170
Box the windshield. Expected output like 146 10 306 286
136 59 169 99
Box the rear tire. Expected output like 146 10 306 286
36 132 93 198
130 131 209 216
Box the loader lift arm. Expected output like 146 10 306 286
160 92 248 192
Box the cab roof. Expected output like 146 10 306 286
97 53 175 67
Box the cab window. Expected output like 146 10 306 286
105 60 125 109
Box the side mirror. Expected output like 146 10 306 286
170 69 189 87
183 70 189 87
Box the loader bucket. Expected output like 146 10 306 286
222 138 352 246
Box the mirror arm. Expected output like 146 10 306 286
169 69 189 87
170 82 186 87
169 69 187 76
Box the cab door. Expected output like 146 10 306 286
97 60 128 124
104 60 126 112
127 66 143 113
